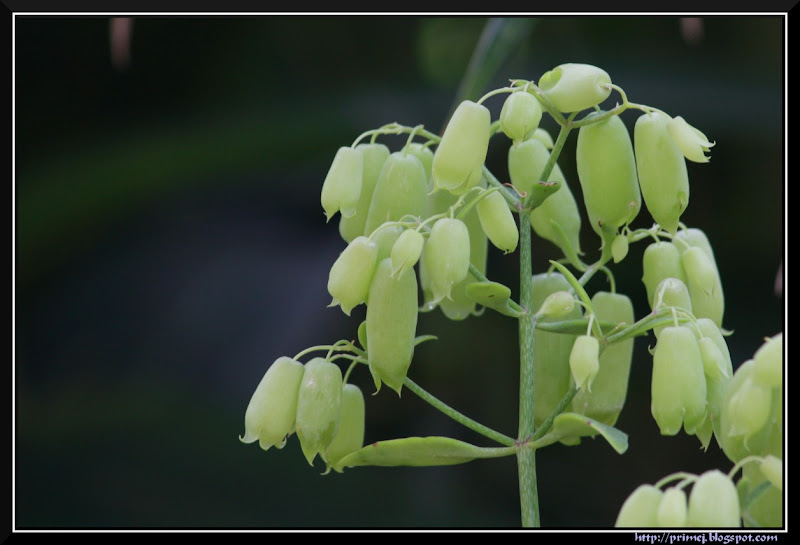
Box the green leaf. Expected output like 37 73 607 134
529 180 561 210
335 436 511 470
464 281 522 317
535 412 628 454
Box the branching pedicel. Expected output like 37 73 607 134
240 63 784 528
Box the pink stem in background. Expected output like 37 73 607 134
110 17 134 72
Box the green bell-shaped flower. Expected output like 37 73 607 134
324 383 366 473
687 470 740 527
339 143 390 243
642 241 687 307
615 484 664 527
390 228 424 279
657 487 688 528
634 112 690 234
576 114 641 238
295 358 343 466
673 228 725 327
651 326 707 436
240 356 305 451
476 190 518 254
327 236 379 316
538 63 612 113
366 258 418 395
432 100 491 195
364 151 428 236
321 146 364 222
667 116 715 163
499 90 542 143
535 290 575 320
423 218 471 304
569 335 600 392
752 333 782 389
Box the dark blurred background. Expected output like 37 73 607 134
15 15 785 528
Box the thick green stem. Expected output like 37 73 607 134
516 210 539 527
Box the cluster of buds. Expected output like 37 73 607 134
240 356 365 473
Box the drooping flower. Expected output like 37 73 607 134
667 116 715 163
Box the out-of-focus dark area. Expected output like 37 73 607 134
15 16 785 528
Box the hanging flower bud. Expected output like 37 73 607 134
320 146 364 222
611 233 629 263
476 190 519 254
657 487 688 528
295 358 343 466
532 273 582 429
327 236 379 316
364 152 428 236
422 181 488 319
651 326 707 436
538 63 612 113
499 90 543 142
366 258 418 395
339 143 390 243
571 292 635 427
718 360 779 463
576 115 641 237
432 100 491 195
752 333 783 389
536 290 575 320
687 470 741 527
371 223 405 262
390 228 424 279
682 246 718 295
615 484 664 527
726 375 773 441
324 383 366 472
667 116 715 163
423 218 471 304
570 335 600 392
240 356 305 451
634 112 690 234
642 241 687 307
651 277 693 338
759 455 783 492
508 138 582 260
405 142 435 183
674 228 725 327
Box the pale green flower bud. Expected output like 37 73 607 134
570 335 600 392
667 116 715 163
390 229 424 279
536 290 575 320
612 233 629 263
759 455 782 492
476 190 518 254
295 358 343 466
327 236 379 316
240 356 305 451
423 218 471 304
657 487 688 527
325 383 366 472
321 146 364 221
752 333 783 389
615 484 664 527
339 143 390 242
651 326 707 435
432 100 491 195
538 63 612 113
499 90 542 142
726 376 772 440
642 241 686 307
530 127 554 149
687 470 740 527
